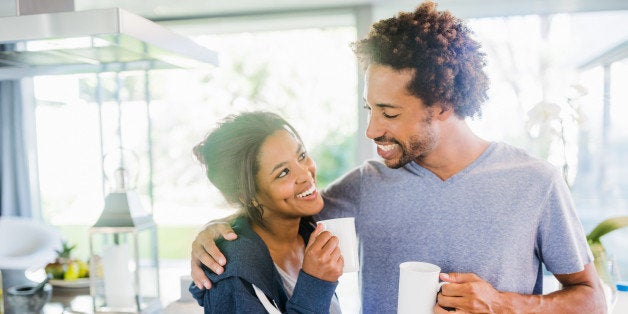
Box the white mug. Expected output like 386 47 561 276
318 217 359 273
397 261 445 314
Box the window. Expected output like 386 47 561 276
33 20 358 307
467 11 628 278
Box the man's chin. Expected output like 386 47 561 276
383 158 404 169
382 153 417 169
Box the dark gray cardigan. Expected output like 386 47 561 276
189 216 338 313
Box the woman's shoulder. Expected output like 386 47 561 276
206 217 277 285
215 218 269 270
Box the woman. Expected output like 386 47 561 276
189 111 343 313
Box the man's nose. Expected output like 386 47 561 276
365 115 382 140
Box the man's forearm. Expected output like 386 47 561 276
499 283 605 314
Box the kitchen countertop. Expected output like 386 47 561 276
43 286 92 314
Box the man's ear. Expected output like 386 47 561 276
436 102 454 120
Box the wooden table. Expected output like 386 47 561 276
42 287 166 313
43 286 93 314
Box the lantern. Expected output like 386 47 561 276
89 149 161 313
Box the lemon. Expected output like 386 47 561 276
77 259 90 278
64 261 80 281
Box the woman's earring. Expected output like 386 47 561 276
251 199 264 218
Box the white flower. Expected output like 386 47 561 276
526 101 561 133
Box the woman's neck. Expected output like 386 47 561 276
252 218 305 279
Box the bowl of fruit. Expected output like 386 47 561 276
44 241 90 288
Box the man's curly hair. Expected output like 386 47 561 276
351 1 488 118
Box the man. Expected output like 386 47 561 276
190 2 606 313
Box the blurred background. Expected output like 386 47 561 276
2 0 628 311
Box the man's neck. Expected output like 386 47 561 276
416 119 490 181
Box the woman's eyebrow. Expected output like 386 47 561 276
270 161 287 175
268 143 303 175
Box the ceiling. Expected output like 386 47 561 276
74 0 628 21
2 0 625 74
70 0 628 70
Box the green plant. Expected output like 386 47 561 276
54 240 77 262
586 216 628 286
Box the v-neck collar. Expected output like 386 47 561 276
405 142 497 186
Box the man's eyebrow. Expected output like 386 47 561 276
362 97 397 109
375 103 397 109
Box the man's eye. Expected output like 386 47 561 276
298 152 307 161
362 104 371 111
383 112 399 119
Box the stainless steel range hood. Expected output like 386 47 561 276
0 0 218 79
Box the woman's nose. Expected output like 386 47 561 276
296 163 313 183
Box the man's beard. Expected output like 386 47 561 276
381 116 437 169
383 134 436 169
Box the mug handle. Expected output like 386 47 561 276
437 281 456 312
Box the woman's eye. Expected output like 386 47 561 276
277 169 289 178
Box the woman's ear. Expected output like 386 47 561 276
243 196 260 208
238 196 250 207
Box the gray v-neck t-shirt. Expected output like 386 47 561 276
318 142 593 313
